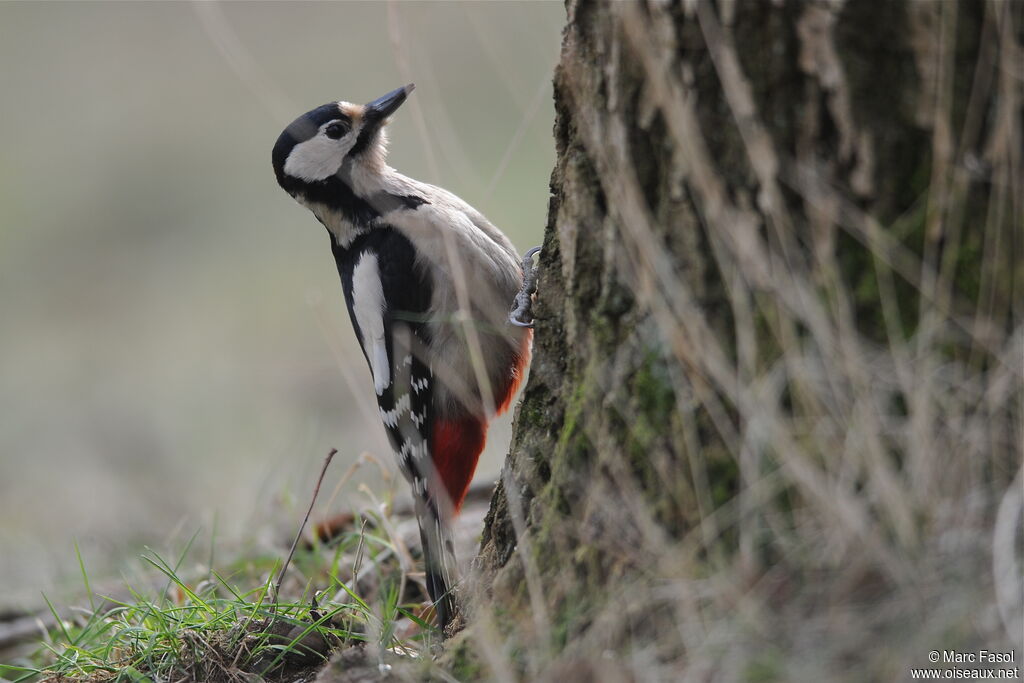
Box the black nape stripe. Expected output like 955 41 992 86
299 175 381 227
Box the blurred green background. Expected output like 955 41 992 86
0 1 562 606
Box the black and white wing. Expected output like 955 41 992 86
332 227 458 629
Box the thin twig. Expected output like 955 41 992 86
272 449 338 607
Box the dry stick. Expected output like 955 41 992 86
272 449 338 609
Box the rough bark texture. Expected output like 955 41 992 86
458 1 1021 680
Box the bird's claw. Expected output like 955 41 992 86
509 246 542 328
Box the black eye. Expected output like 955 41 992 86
325 121 347 139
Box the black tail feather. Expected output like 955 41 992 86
416 501 459 634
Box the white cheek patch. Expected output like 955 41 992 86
351 252 390 395
284 123 363 182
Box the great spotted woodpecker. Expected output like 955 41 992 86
271 85 530 631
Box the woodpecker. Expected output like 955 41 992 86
271 85 530 632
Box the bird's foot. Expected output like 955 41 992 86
509 246 542 328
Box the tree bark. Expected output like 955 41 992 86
463 1 1021 679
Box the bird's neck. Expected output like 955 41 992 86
302 164 422 250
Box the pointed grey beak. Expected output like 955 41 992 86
364 84 414 122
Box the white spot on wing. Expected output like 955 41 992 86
397 437 429 471
379 393 411 427
352 252 389 395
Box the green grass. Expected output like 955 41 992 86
2 505 440 683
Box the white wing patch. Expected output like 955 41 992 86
351 252 390 395
379 393 411 427
398 436 428 463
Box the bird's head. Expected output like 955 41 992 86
272 84 413 192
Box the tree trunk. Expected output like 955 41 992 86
460 1 1021 680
